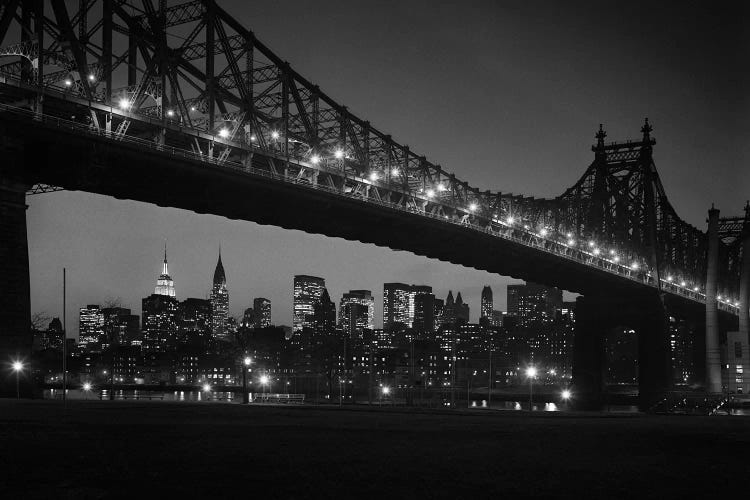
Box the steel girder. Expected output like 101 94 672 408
0 0 741 301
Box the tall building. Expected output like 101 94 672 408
210 250 229 340
455 292 470 324
102 307 139 347
383 283 413 330
142 294 179 352
293 275 326 332
179 298 212 338
312 288 337 336
481 286 493 320
254 298 272 328
154 244 176 297
339 290 374 332
413 287 435 335
507 282 562 328
79 305 104 347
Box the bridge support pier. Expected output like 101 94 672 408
572 293 671 410
705 207 722 393
739 226 750 349
0 176 32 398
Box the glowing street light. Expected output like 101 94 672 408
369 172 379 182
12 360 24 399
118 98 130 110
506 216 515 225
334 148 345 159
87 73 96 82
218 128 230 139
525 366 537 411
166 109 174 117
382 386 390 395
271 130 280 140
391 168 400 177
567 239 575 246
539 228 548 237
83 382 92 400
202 383 211 393
250 134 257 142
613 256 620 263
310 154 321 165
437 183 447 192
259 374 270 398
64 78 73 87
561 389 571 400
469 203 478 212
680 281 686 287
425 189 435 199
631 262 639 270
593 248 600 256
588 240 595 247
242 357 252 404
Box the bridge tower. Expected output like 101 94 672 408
0 141 32 397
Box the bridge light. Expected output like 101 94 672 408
524 224 530 230
717 295 722 300
666 275 673 282
64 79 73 87
88 74 96 82
506 216 515 225
369 172 379 182
118 98 131 110
218 128 230 139
609 249 615 255
630 262 639 270
166 109 174 117
190 106 196 112
271 131 280 140
613 256 620 263
391 168 400 177
469 203 478 212
693 286 699 292
593 248 600 255
437 183 447 192
539 228 548 237
310 154 321 165
250 135 257 142
588 240 595 247
567 239 575 246
334 149 345 159
680 281 686 287
426 189 435 198
566 233 572 238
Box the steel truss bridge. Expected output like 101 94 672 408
0 1 747 402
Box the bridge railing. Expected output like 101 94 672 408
0 101 739 314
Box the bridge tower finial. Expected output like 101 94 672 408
641 117 652 142
595 124 606 148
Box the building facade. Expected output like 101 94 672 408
293 275 326 332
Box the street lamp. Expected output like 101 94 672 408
380 385 390 407
242 357 252 404
260 374 270 400
525 366 537 411
12 360 24 399
202 383 211 401
83 382 92 400
561 389 571 410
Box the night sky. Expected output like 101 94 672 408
26 0 748 337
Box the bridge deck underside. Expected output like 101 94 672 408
1 111 734 326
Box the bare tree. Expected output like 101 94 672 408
30 311 51 331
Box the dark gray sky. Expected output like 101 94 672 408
27 0 749 336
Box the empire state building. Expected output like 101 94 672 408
154 244 176 297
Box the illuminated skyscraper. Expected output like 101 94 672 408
79 304 104 347
142 294 179 352
481 286 493 320
383 283 413 330
254 297 272 328
154 243 176 297
507 282 562 327
413 286 435 335
210 250 229 339
293 275 326 332
339 290 374 339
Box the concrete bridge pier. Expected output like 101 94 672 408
572 293 671 410
0 174 33 397
705 206 722 393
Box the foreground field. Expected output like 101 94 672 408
1 400 748 499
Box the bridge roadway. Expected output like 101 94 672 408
0 91 739 406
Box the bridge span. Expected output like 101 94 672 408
0 0 746 406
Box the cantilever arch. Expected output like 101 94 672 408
705 207 722 393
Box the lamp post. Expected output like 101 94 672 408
260 374 269 401
381 385 390 407
526 366 537 411
12 361 24 399
83 382 92 400
242 357 252 404
561 389 571 410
